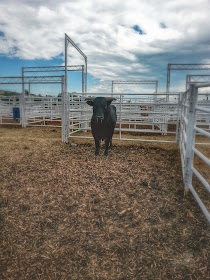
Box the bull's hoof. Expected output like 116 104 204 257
95 150 99 156
104 150 108 156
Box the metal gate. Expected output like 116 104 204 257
179 83 210 223
67 92 180 143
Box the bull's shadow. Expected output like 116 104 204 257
86 97 117 156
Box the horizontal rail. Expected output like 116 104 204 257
69 119 176 125
195 106 210 113
194 127 210 138
69 135 176 143
72 101 179 106
0 122 21 125
193 147 210 166
70 109 171 115
69 129 81 134
195 82 210 88
188 184 210 223
84 92 180 96
191 166 210 193
27 124 61 127
69 126 176 135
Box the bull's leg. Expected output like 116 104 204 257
104 139 110 156
95 139 100 156
109 139 112 149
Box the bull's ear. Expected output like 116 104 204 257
86 100 94 106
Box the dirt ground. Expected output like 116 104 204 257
0 126 209 280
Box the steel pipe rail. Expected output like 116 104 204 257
195 82 210 88
193 147 210 166
23 65 84 72
191 166 210 193
195 106 210 113
194 127 210 138
188 184 210 223
186 74 210 90
63 33 88 142
179 83 210 223
69 135 176 143
0 75 64 84
166 63 210 92
86 92 180 96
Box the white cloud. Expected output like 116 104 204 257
0 0 209 87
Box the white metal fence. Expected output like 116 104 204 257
0 95 22 125
179 83 210 223
0 95 62 127
25 96 62 127
67 92 181 143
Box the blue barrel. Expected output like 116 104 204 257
13 107 20 121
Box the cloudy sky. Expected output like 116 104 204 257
0 0 209 95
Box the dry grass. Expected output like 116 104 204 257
0 126 209 280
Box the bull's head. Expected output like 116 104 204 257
86 97 116 121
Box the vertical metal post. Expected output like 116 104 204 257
61 76 64 139
29 82 31 96
186 74 190 90
81 65 86 131
184 84 198 190
85 58 87 93
82 65 84 94
178 92 184 145
166 64 170 102
119 95 122 140
155 81 158 93
21 67 26 127
111 81 114 97
175 93 181 143
152 81 158 131
62 34 68 143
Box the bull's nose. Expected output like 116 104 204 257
97 116 104 120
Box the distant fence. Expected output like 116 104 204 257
179 83 210 223
0 95 22 125
0 95 62 127
67 92 180 143
25 96 62 127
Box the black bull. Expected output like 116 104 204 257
86 97 117 156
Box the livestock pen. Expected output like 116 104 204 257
0 116 209 279
1 30 209 279
0 80 210 279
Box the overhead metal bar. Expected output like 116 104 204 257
169 64 210 70
22 65 85 94
22 65 84 72
166 63 210 92
0 75 64 84
186 74 210 90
